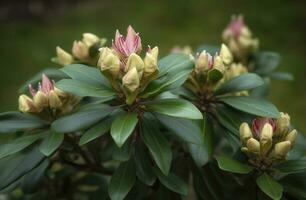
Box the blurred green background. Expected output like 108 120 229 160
0 0 305 130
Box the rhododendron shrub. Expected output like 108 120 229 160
0 17 305 200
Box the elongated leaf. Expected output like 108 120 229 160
0 147 45 190
146 99 202 120
18 68 67 93
269 71 294 81
0 112 46 133
141 119 172 175
56 79 115 99
215 73 264 95
154 168 188 196
216 156 254 174
0 134 43 159
157 53 194 76
61 64 110 87
112 141 131 162
187 143 208 167
39 131 64 156
79 118 111 146
274 159 306 174
220 96 280 118
156 114 203 145
256 173 283 200
111 112 138 148
254 52 280 75
52 104 114 133
108 159 136 200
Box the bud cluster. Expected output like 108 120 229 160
222 15 259 63
97 26 159 105
18 74 79 119
55 33 107 66
239 112 297 169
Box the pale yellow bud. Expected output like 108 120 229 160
122 67 140 92
285 129 297 146
238 36 254 49
213 55 225 73
195 51 209 73
240 27 252 38
56 46 74 65
144 48 158 78
33 91 49 109
49 91 62 108
82 33 100 46
239 122 252 144
260 124 273 156
19 95 35 113
150 46 159 60
126 53 144 78
276 112 290 134
72 41 89 60
274 141 291 159
98 47 120 77
54 87 68 98
220 44 233 65
246 138 260 154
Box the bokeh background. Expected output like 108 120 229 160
0 0 305 130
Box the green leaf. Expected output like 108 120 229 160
18 68 68 93
215 73 264 95
133 143 156 186
254 52 281 75
52 104 114 133
256 173 283 200
187 143 209 167
146 99 202 120
269 71 294 81
220 96 280 118
0 112 46 133
56 79 115 99
208 68 223 82
141 119 172 175
215 156 254 174
79 118 111 146
110 112 138 148
0 147 45 190
112 141 131 162
154 168 188 196
0 134 43 159
108 159 136 200
39 131 64 156
274 159 306 174
61 64 110 87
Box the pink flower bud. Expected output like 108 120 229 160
252 117 276 138
29 74 55 97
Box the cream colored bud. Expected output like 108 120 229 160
98 47 120 77
260 123 273 156
19 95 35 113
33 91 49 109
144 51 158 77
238 36 254 49
72 41 89 60
56 46 74 65
150 46 159 60
82 33 100 46
274 141 291 159
220 44 233 65
122 67 140 92
276 112 290 134
126 53 144 78
49 90 62 108
240 27 252 38
54 87 68 98
286 129 297 146
213 55 225 73
195 51 209 73
239 122 252 144
246 138 260 154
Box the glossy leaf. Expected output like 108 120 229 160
274 159 306 174
39 131 64 156
216 156 254 174
256 173 283 200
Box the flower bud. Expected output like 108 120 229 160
239 122 252 144
49 91 62 108
54 87 68 98
144 47 159 78
195 51 210 73
82 33 100 46
246 138 260 154
260 124 273 156
274 141 291 159
122 67 140 93
285 129 297 146
276 112 290 134
33 91 49 109
56 46 74 65
98 47 120 77
19 95 35 113
126 53 144 78
72 41 89 60
220 44 233 65
213 55 225 73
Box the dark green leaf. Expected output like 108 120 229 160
208 68 223 82
108 159 136 200
215 156 254 174
141 119 172 175
0 134 43 159
0 147 45 190
52 104 114 133
0 112 46 133
254 52 281 75
220 96 280 118
274 159 306 174
154 168 188 196
187 143 208 167
112 141 131 162
56 79 115 99
269 71 294 81
39 131 64 156
110 112 138 148
215 73 264 95
256 173 283 200
146 99 202 120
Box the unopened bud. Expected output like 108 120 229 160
274 141 291 159
213 55 225 73
72 41 89 60
122 67 140 93
239 122 252 144
246 138 260 154
82 33 100 46
260 124 273 155
54 87 68 98
195 51 209 73
19 95 35 113
56 46 74 65
33 91 49 109
285 129 297 146
49 91 62 108
220 44 233 65
144 47 159 78
98 47 120 77
276 112 290 134
126 53 144 78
